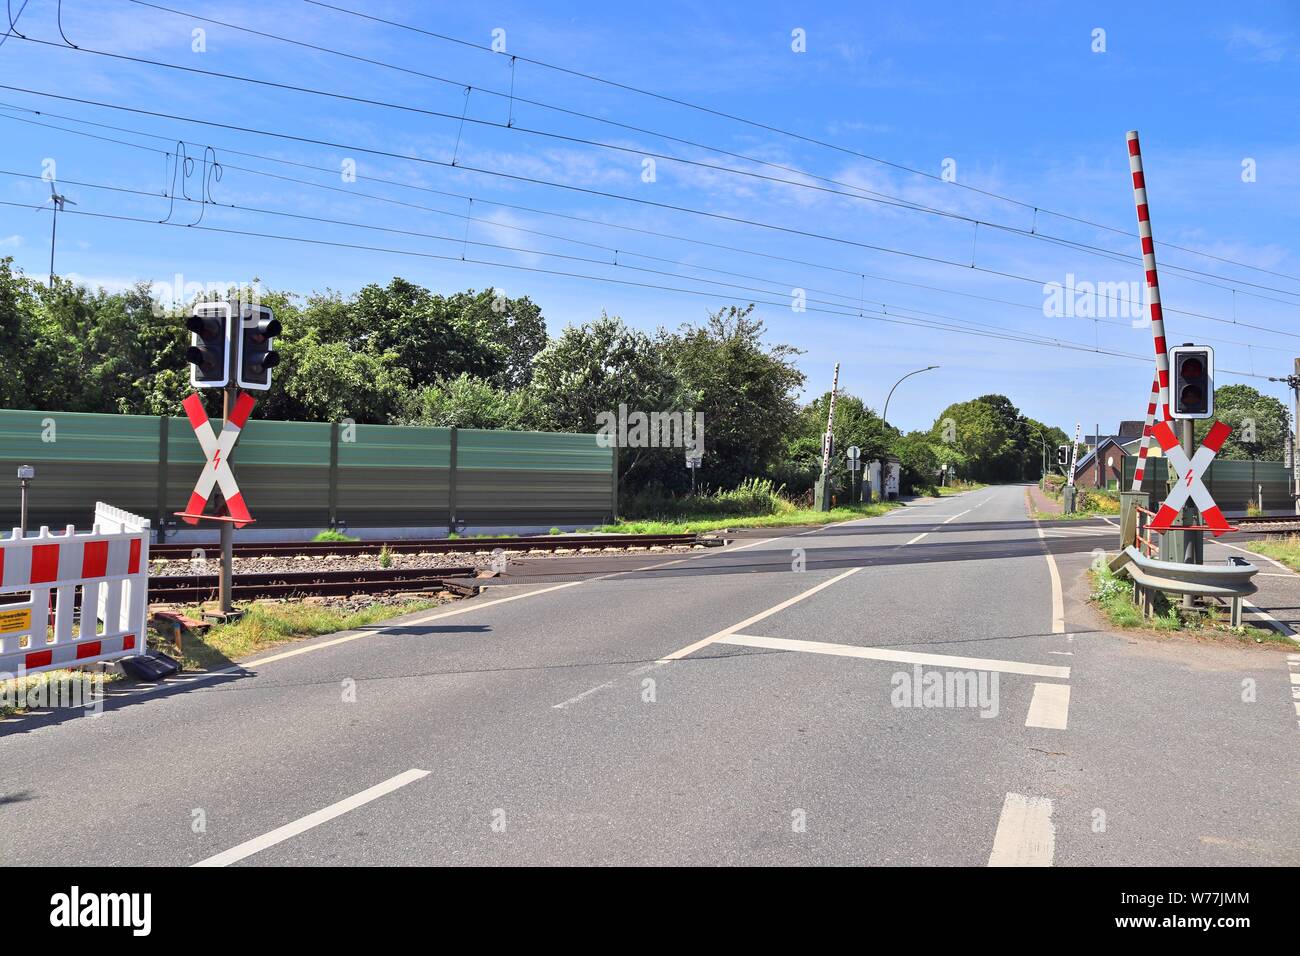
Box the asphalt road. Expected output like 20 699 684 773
3 483 1297 866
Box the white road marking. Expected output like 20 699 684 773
192 768 429 867
988 792 1055 867
1241 600 1298 641
658 567 863 662
1036 527 1066 634
724 536 779 552
1213 539 1292 572
1024 683 1071 729
941 509 972 524
716 633 1070 679
553 680 617 709
905 532 929 545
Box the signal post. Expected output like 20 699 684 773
182 299 280 617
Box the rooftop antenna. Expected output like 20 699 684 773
43 178 76 288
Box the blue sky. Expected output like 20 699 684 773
1 0 1297 434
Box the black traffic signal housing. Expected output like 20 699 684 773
185 302 231 387
1169 345 1214 419
235 304 281 391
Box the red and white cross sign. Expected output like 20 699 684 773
1147 419 1232 536
179 391 256 527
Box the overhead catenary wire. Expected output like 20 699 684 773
9 28 1300 306
2 115 1290 362
301 0 1300 287
1 83 1291 344
8 194 1235 377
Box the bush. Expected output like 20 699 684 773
621 477 789 520
313 529 359 542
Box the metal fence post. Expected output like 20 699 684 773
155 414 169 542
328 421 340 529
610 445 618 524
448 426 458 536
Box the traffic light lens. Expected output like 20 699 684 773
1181 358 1204 379
1181 384 1204 408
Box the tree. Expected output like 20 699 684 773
1195 384 1288 461
408 373 536 430
662 305 805 491
789 392 890 495
530 313 686 486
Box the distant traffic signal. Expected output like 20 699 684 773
185 302 231 388
235 304 281 391
1057 444 1070 468
1169 345 1214 419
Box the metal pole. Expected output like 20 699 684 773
820 363 840 477
219 385 234 614
1095 421 1101 488
1180 417 1202 607
48 205 58 289
19 479 29 537
881 365 939 431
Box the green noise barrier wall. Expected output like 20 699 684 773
0 408 617 536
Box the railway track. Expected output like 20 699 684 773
149 532 712 561
1227 515 1300 533
149 566 479 603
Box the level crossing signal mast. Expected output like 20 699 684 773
185 302 231 387
236 305 281 390
1169 345 1214 419
185 301 280 390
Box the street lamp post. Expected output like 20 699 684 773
17 465 34 537
881 365 940 431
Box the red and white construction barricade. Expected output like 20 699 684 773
0 502 150 677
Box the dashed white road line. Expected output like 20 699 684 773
1024 683 1071 729
716 633 1070 679
988 792 1055 867
192 768 429 867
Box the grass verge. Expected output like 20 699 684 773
157 598 441 671
1244 535 1300 574
1089 564 1291 646
935 482 987 497
600 500 904 534
3 599 444 718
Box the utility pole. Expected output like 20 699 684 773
44 181 76 288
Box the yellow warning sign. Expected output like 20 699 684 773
0 607 32 634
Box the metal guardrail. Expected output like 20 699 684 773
1109 545 1258 626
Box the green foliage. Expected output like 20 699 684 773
623 477 787 520
663 306 805 491
1195 384 1288 461
312 529 360 542
407 373 536 429
930 394 1065 482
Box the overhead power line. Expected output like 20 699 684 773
3 106 1292 361
302 0 1300 286
11 194 1246 378
10 29 1300 307
1 83 1292 344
